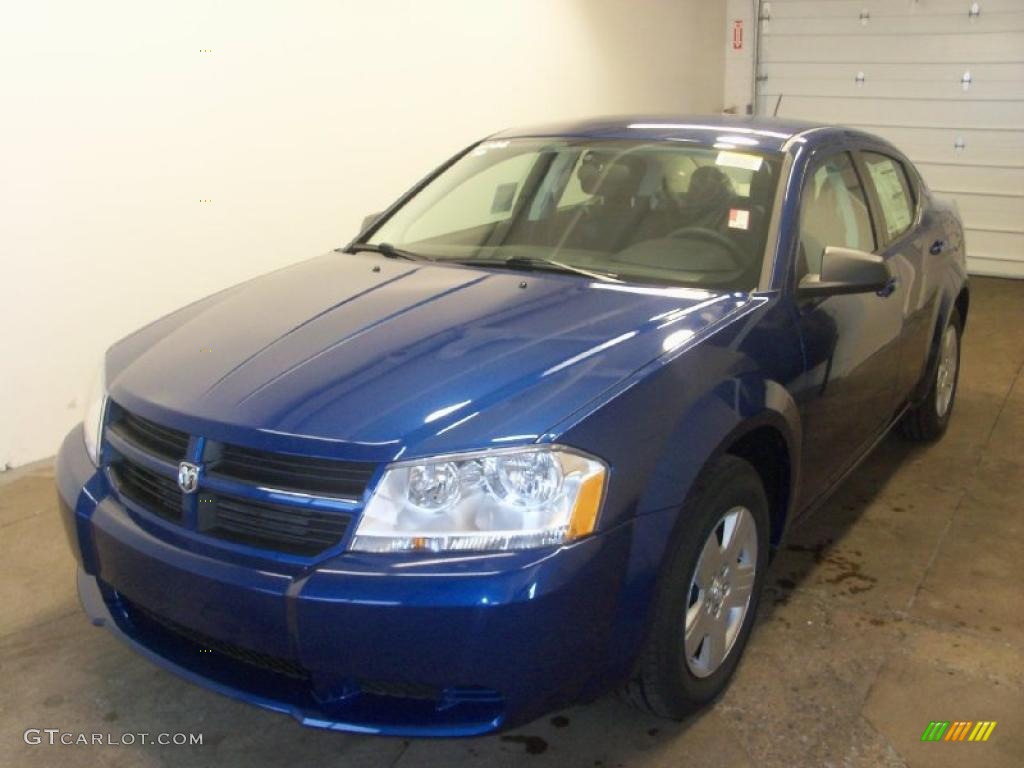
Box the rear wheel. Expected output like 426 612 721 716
622 455 769 719
901 309 962 442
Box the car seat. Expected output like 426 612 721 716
569 151 649 252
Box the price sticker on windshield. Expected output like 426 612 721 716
728 209 750 230
716 151 763 171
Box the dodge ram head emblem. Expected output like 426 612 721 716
177 461 200 494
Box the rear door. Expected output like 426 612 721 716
855 148 937 403
792 146 904 507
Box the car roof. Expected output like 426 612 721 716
490 114 837 153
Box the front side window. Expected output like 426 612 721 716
366 139 783 290
797 152 875 280
861 152 915 242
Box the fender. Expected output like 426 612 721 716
567 372 802 692
640 377 800 530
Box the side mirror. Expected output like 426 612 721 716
798 246 892 298
361 212 383 233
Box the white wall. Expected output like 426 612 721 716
0 0 724 469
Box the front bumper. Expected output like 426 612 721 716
56 425 646 736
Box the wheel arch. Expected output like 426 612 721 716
955 284 969 330
656 381 801 558
914 280 969 404
612 399 800 700
725 424 793 550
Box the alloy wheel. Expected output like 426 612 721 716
935 324 959 418
684 506 758 678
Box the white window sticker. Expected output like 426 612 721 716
866 161 912 235
728 208 750 230
715 151 763 171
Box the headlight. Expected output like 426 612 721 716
82 359 108 466
350 446 607 553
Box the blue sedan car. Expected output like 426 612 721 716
56 116 968 736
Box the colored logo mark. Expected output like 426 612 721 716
920 721 996 742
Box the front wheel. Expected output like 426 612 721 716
901 309 962 442
622 455 769 719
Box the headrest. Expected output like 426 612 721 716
687 165 734 202
578 151 645 200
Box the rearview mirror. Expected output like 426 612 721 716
798 246 892 298
361 212 383 233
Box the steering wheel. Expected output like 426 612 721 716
665 226 746 270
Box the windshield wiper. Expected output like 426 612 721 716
456 256 621 283
345 242 431 262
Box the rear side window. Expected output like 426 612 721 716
861 152 915 242
798 152 875 278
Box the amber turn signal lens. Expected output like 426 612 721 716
567 470 605 540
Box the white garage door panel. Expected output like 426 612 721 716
765 0 1024 18
756 0 1024 277
774 96 1024 130
761 33 1023 64
918 163 1024 196
969 256 1024 278
761 62 1024 82
765 13 1024 35
945 194 1024 230
908 148 1024 168
763 78 1017 101
966 228 1024 260
856 126 1024 153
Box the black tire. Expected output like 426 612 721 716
900 309 962 442
621 454 770 719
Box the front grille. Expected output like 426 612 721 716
111 461 182 522
125 598 310 681
208 444 375 499
198 492 351 556
104 403 374 557
108 410 189 461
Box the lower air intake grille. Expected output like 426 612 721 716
359 679 441 701
126 599 310 681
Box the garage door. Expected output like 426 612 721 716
755 0 1024 278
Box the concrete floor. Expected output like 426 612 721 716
2 276 1022 768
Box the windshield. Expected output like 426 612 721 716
366 138 782 290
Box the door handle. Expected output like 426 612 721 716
876 277 898 298
929 239 945 255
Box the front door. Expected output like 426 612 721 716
792 149 905 507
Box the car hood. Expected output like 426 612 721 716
107 252 750 461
